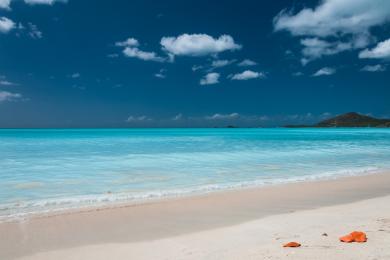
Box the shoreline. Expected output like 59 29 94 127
1 172 390 259
0 167 383 223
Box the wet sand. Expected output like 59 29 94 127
1 172 390 259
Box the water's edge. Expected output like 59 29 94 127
0 168 385 223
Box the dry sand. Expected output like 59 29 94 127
1 172 390 259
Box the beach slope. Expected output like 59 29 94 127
1 173 390 259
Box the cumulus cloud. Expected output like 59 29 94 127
172 113 183 121
24 0 67 5
292 72 304 76
27 22 43 39
12 22 43 39
193 59 235 73
191 65 203 71
70 73 80 78
0 17 15 33
274 0 390 62
0 90 22 102
360 64 386 72
359 38 390 59
154 69 166 78
206 113 240 120
200 72 220 85
107 53 119 58
115 34 241 63
237 59 257 66
312 67 336 76
0 80 18 86
115 38 139 47
300 35 373 64
0 0 11 9
211 59 235 68
0 0 66 9
126 115 151 122
116 37 166 62
300 38 358 63
161 34 241 57
274 0 390 37
230 70 265 80
123 47 165 62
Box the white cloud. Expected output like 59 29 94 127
117 37 166 62
0 90 22 102
300 38 356 62
206 113 240 120
123 47 165 62
172 113 183 121
115 38 139 47
359 38 390 59
0 0 66 9
200 72 220 85
27 22 43 39
360 64 386 72
237 59 257 66
312 67 336 76
126 115 151 122
292 72 304 76
193 60 235 72
274 0 390 37
298 35 373 64
192 65 203 71
0 80 17 86
230 70 264 80
274 0 390 62
320 112 332 118
161 34 241 56
154 69 166 78
113 84 123 88
107 53 119 58
24 0 67 5
116 34 240 63
0 0 11 9
71 84 85 90
211 59 235 68
0 17 15 33
70 73 80 78
11 22 43 39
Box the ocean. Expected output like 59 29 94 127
1 128 390 221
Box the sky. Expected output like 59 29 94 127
0 0 389 127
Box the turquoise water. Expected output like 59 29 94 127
1 128 390 220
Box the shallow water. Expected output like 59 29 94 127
1 128 390 220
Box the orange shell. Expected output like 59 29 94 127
340 231 367 243
283 241 301 247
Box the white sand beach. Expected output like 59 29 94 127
1 173 390 260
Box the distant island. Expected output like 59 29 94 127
286 112 390 128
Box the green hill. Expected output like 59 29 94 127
316 112 390 127
286 112 390 128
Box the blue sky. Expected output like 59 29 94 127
0 0 389 127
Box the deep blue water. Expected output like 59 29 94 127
1 128 390 220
